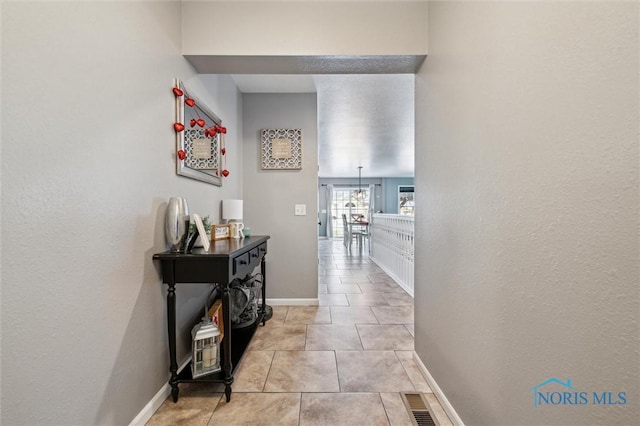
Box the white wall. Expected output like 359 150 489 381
415 2 639 425
242 94 319 300
1 2 243 424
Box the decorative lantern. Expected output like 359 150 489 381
191 309 221 378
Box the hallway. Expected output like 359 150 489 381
147 239 450 425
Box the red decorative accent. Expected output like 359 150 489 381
219 127 227 173
171 86 230 176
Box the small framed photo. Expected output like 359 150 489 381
212 224 230 240
192 213 210 252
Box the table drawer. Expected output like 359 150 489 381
232 252 250 275
248 248 260 268
232 242 268 277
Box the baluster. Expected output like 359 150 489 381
369 214 414 297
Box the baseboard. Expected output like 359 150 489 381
264 298 319 306
369 256 414 297
129 357 191 426
131 298 315 424
413 351 465 426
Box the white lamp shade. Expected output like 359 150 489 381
222 199 243 221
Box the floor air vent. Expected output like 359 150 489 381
401 393 436 426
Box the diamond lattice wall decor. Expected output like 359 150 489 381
261 129 302 170
184 129 220 170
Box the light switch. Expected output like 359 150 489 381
294 204 307 216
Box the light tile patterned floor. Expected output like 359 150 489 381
146 239 451 426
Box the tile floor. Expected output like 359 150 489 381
147 239 451 426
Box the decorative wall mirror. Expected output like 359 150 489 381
174 78 223 186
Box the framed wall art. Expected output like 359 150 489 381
261 129 302 170
174 78 223 186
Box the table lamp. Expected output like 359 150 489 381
222 199 243 223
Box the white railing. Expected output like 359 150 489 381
369 214 414 297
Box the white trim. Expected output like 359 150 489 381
129 383 170 426
413 352 465 426
129 357 191 426
264 298 319 306
369 255 413 297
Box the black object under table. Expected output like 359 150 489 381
153 235 270 403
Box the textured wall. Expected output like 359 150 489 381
415 2 639 425
242 94 318 300
1 2 243 424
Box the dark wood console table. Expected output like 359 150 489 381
153 235 270 403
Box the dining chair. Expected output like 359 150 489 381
341 214 350 247
342 213 364 251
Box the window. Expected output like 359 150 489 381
398 185 414 216
331 188 370 237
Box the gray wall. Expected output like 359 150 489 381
1 2 243 424
242 94 318 299
415 2 639 425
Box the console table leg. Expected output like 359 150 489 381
224 384 232 402
170 381 179 403
222 284 233 402
167 283 180 402
261 257 267 326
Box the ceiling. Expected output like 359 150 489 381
231 74 415 178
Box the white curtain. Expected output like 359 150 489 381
326 184 334 238
368 184 375 221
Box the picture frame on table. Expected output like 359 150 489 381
212 224 230 240
191 214 210 252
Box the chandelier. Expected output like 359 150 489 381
345 166 364 207
355 166 364 200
